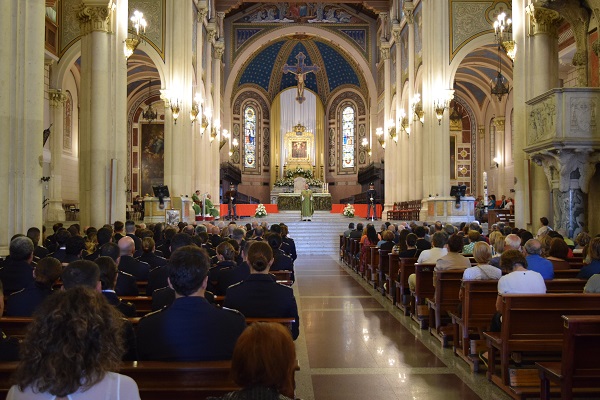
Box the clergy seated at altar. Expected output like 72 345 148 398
300 183 314 221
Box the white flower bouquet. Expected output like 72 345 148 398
343 203 355 218
255 203 268 217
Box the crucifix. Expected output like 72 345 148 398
282 52 319 104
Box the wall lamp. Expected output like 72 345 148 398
398 110 410 137
190 93 202 124
361 137 372 156
411 93 424 125
375 127 385 149
388 119 398 143
433 90 454 125
124 10 147 59
493 156 501 168
230 138 239 157
170 99 180 124
210 119 220 143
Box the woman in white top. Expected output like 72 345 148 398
462 242 502 281
7 287 140 400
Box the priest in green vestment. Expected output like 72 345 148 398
203 194 220 218
301 183 314 221
192 190 202 215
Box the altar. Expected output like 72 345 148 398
143 196 194 224
276 192 332 211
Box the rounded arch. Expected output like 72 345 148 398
223 25 377 129
448 32 496 83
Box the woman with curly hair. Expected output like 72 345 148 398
7 287 140 399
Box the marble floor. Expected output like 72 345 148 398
292 255 511 400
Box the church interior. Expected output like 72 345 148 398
2 0 600 399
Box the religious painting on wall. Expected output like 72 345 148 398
292 141 307 159
284 130 312 164
141 123 165 197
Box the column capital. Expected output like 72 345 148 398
48 89 68 107
403 7 414 24
214 39 225 60
478 125 485 139
493 116 505 130
197 7 208 22
526 4 561 37
530 149 600 193
207 21 217 43
379 12 389 41
380 41 391 60
76 2 112 34
392 25 401 43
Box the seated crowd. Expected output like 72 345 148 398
0 219 300 398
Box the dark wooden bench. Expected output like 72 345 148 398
427 269 464 347
365 245 379 287
0 316 141 338
537 315 600 400
384 253 399 303
449 280 498 372
410 264 436 329
0 359 300 400
395 258 418 315
376 249 391 295
121 295 152 316
483 294 600 400
339 234 344 261
350 239 360 273
270 270 293 281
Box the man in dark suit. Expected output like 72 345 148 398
266 234 294 281
137 237 168 270
62 235 87 265
214 240 252 296
224 242 299 340
156 227 177 259
43 222 63 253
27 227 48 259
85 226 113 261
349 223 364 239
147 233 192 296
0 281 20 361
96 256 136 317
99 242 139 296
5 257 62 317
113 220 125 243
49 229 70 263
125 220 143 257
0 236 35 296
118 236 151 281
224 183 238 220
366 182 377 220
137 245 246 361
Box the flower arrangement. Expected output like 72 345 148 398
274 167 323 187
255 203 268 217
343 203 355 218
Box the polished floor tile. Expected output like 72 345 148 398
292 255 509 400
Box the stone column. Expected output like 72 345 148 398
393 26 407 202
525 4 561 228
194 6 208 195
0 0 45 252
381 38 393 213
212 39 225 196
77 0 128 227
404 4 420 201
530 150 600 238
493 117 506 194
47 90 67 222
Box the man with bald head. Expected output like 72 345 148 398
490 233 523 269
118 236 151 280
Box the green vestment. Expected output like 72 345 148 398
204 198 220 217
301 189 313 219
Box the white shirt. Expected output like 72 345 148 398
462 264 502 281
497 270 547 294
7 372 140 400
417 247 447 264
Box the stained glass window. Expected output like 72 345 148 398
244 106 256 168
342 106 355 168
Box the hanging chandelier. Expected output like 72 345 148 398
142 80 157 124
490 45 510 101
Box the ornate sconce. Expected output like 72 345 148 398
433 90 454 125
387 119 397 143
124 10 147 59
170 99 180 124
210 119 220 143
398 110 410 137
375 127 385 149
230 138 239 157
411 93 424 125
361 137 371 157
190 93 202 124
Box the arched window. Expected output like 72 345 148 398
341 106 355 168
244 106 256 169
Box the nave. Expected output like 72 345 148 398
292 255 510 400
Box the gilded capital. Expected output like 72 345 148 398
214 40 225 60
48 90 67 108
207 22 217 43
77 3 111 34
493 117 505 131
392 27 401 43
380 42 391 60
478 125 485 139
526 4 561 37
198 8 208 22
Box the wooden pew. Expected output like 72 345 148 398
395 258 418 315
121 295 152 316
1 316 141 338
537 315 600 400
449 280 498 372
339 234 344 261
350 239 360 273
376 249 391 295
410 264 436 329
545 279 586 293
427 270 464 347
384 253 399 302
553 269 580 279
365 245 379 287
483 294 600 400
0 360 301 400
245 317 296 333
270 270 293 281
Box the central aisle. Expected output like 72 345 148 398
291 255 510 400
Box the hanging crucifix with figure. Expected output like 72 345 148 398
282 52 319 104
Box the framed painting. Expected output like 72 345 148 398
284 130 312 164
166 209 180 226
141 123 165 197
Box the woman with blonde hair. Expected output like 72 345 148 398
7 287 140 399
209 322 296 400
